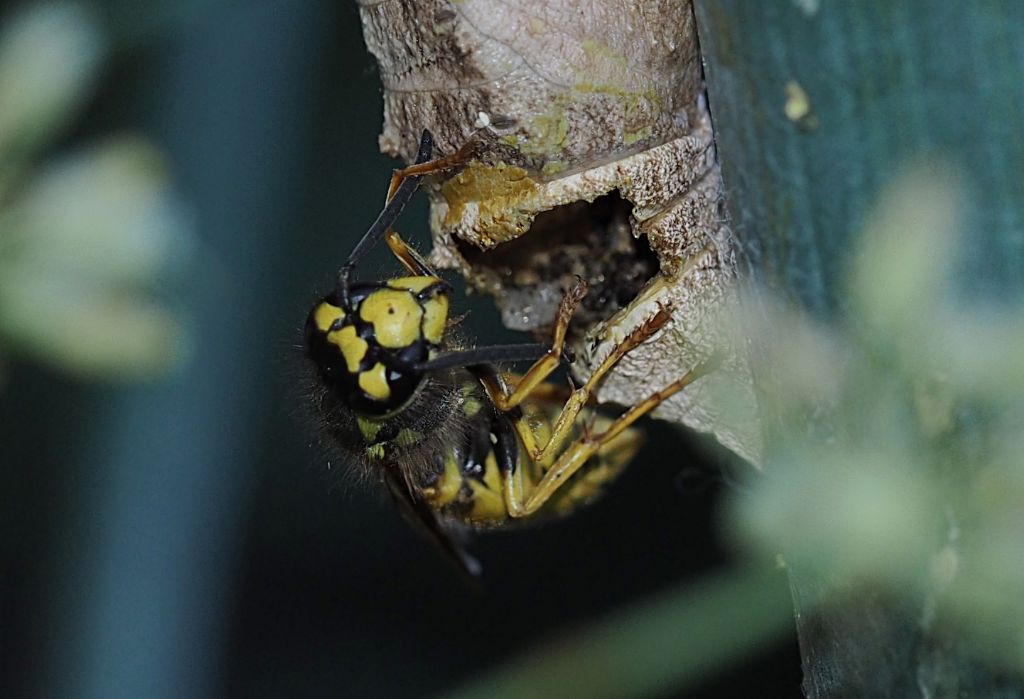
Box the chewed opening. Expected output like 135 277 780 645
455 190 659 336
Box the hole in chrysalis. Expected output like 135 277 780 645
455 191 659 338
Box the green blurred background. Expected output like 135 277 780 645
1 3 797 697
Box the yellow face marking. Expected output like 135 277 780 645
366 443 385 460
388 276 441 293
313 302 344 332
358 362 391 401
421 295 449 344
327 325 367 373
359 289 422 348
356 416 382 442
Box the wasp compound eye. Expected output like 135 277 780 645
304 277 450 415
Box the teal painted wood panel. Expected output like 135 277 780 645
696 3 1024 696
696 1 1024 315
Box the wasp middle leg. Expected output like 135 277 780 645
476 301 673 466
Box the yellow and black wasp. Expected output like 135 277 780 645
304 131 705 575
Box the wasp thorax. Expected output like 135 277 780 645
305 276 450 415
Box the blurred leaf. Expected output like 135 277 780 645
0 4 194 381
849 162 961 351
441 565 792 699
0 268 188 377
0 137 190 284
0 139 193 379
725 167 1024 680
0 2 105 168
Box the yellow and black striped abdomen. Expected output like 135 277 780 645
304 276 450 415
418 400 644 527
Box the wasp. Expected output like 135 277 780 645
304 131 705 575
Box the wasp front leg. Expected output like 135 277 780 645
384 137 476 204
340 130 473 286
379 135 476 278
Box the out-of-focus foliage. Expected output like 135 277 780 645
442 565 792 699
0 3 103 170
732 162 1024 673
0 2 192 381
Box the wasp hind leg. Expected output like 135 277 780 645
489 363 697 520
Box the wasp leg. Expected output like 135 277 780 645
491 411 529 517
477 304 672 464
385 138 475 202
491 405 641 519
500 375 574 406
379 137 475 277
384 228 436 277
512 362 708 516
338 131 472 297
542 416 644 516
532 306 672 463
474 278 588 416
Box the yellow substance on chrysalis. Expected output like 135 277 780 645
441 161 540 245
328 325 367 373
358 362 391 400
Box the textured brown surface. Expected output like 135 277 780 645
360 0 701 168
359 0 761 464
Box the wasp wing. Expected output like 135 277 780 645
382 464 482 580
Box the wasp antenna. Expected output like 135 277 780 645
416 129 434 162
